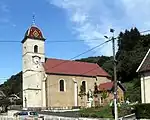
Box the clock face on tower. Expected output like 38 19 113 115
32 56 41 65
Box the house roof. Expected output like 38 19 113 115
98 82 114 91
136 49 150 73
43 58 110 77
98 81 125 91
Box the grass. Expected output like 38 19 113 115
79 105 114 118
79 104 135 119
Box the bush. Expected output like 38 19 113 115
135 103 150 119
15 99 23 105
118 103 135 117
80 113 89 117
90 113 98 118
79 106 113 118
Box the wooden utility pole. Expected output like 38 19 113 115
110 28 118 120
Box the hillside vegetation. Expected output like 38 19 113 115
0 27 150 102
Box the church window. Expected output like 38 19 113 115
82 81 86 92
34 45 38 53
60 80 65 92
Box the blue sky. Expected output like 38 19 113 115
0 0 150 83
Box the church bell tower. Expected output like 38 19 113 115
22 22 46 109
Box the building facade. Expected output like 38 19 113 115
22 24 112 109
97 82 125 106
137 49 150 103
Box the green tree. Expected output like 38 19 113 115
94 82 98 95
101 89 108 103
0 72 22 98
76 56 113 77
124 78 141 102
116 27 150 82
78 84 86 99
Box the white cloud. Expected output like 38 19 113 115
48 0 150 56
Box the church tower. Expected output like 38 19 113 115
22 23 46 109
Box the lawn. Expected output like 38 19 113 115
79 104 134 119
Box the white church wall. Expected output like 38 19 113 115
23 71 42 89
141 71 150 103
25 89 42 107
22 37 45 108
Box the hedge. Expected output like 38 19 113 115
135 103 150 119
79 106 113 118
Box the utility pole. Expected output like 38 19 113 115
110 28 118 120
104 29 118 120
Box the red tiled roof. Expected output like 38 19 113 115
98 82 114 91
26 26 44 39
43 58 110 77
22 25 45 43
98 81 126 91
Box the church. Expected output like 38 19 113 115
22 24 112 110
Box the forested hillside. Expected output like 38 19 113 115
0 72 22 97
0 27 149 102
76 56 113 76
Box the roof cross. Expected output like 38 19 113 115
32 13 36 26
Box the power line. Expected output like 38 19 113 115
46 38 104 43
44 39 111 70
0 29 150 43
2 28 149 80
0 42 112 98
25 40 110 79
140 30 150 33
23 44 111 90
0 38 105 43
0 39 111 80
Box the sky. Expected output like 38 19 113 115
0 0 150 84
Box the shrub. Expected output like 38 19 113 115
90 113 98 118
79 105 113 118
80 113 89 117
135 103 150 119
118 103 134 117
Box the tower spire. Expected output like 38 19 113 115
32 13 36 26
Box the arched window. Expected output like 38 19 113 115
60 80 65 91
34 45 38 53
82 81 86 92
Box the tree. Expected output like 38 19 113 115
94 82 98 95
124 78 141 102
78 84 86 100
76 56 113 77
116 27 150 82
101 58 113 78
101 89 108 104
0 72 22 99
0 97 11 106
